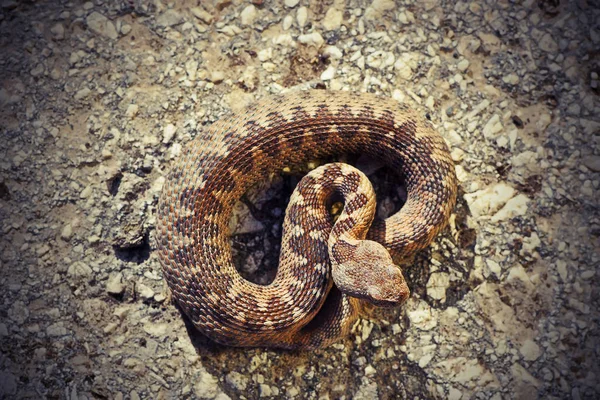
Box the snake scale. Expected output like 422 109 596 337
155 90 457 349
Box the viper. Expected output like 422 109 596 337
155 90 457 349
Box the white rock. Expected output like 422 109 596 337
448 387 462 400
503 73 519 85
538 33 558 52
512 151 538 170
191 7 213 24
194 369 221 399
240 5 257 26
125 104 139 118
68 262 93 278
156 9 183 27
285 0 300 7
426 272 450 301
482 114 503 138
259 384 272 397
434 357 498 387
106 273 125 295
323 46 343 59
457 59 470 71
143 322 169 337
464 182 516 218
407 300 438 330
257 48 272 62
185 60 199 80
86 12 118 39
210 71 225 83
61 223 73 240
556 260 568 281
226 372 248 391
74 87 91 101
364 0 395 21
397 10 414 25
485 259 502 278
137 283 154 300
419 353 434 368
520 339 541 361
366 51 395 69
394 53 417 80
120 23 132 35
163 124 177 144
322 7 343 31
282 15 293 30
298 32 324 47
491 194 529 222
296 7 308 28
320 66 336 80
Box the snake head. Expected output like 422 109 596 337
332 240 410 307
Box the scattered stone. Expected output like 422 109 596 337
320 66 336 80
61 223 73 240
582 155 600 172
464 182 516 218
366 51 395 70
298 32 324 47
426 272 450 301
240 5 257 26
137 283 154 300
156 9 184 27
538 33 558 52
482 114 503 138
296 6 308 28
74 87 92 101
322 8 343 31
68 262 93 278
50 23 65 40
46 323 68 337
125 104 139 119
30 63 44 77
364 0 395 21
282 15 293 30
285 0 300 7
457 59 470 71
8 301 29 324
106 273 125 295
491 194 529 222
162 124 177 144
86 12 118 40
194 369 221 399
226 371 248 391
143 323 169 337
503 73 520 85
191 7 213 24
210 71 225 83
520 339 542 361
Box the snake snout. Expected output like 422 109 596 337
366 264 410 307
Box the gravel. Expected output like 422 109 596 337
0 1 599 399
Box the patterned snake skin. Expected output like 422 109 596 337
155 90 457 349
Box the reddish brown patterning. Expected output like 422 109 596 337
155 90 457 349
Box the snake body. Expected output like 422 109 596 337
155 91 457 349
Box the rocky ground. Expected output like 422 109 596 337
1 0 599 399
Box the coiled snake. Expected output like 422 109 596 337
155 90 457 349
